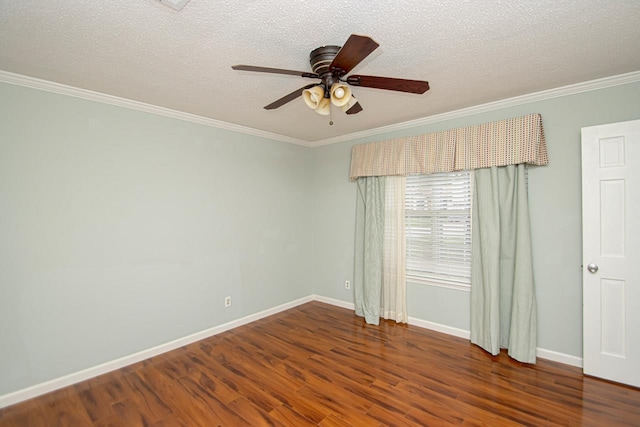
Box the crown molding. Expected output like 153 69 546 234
308 70 640 147
2 69 639 148
0 70 312 147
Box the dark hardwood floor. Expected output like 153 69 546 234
1 301 639 426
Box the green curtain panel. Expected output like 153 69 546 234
354 176 385 325
470 164 537 363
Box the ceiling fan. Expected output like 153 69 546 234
232 34 430 123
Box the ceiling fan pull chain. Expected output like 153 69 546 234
329 101 334 126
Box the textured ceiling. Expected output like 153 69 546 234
1 0 639 143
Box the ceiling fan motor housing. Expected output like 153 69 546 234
310 45 342 97
309 45 341 75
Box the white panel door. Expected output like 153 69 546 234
582 119 640 387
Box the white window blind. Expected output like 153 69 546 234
405 171 472 290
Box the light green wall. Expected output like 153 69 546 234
312 81 640 358
0 82 313 395
2 78 639 398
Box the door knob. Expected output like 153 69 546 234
587 263 599 273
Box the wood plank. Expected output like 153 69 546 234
268 404 318 426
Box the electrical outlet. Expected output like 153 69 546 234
224 296 231 307
345 280 351 289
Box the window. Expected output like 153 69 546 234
405 171 472 291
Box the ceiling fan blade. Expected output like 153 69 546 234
344 101 363 115
264 84 318 110
232 65 319 79
346 75 430 94
330 34 379 75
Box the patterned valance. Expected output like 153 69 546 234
350 113 548 180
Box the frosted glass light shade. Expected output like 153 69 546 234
330 83 352 107
302 86 325 109
315 97 331 115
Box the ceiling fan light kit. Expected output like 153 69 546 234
302 83 351 115
231 34 430 124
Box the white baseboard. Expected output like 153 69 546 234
313 294 355 310
536 347 583 368
0 293 583 409
408 317 471 340
0 295 314 409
